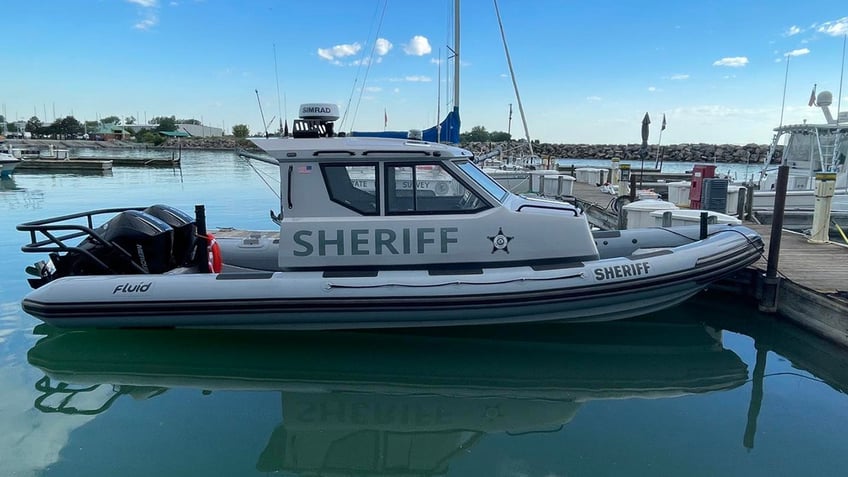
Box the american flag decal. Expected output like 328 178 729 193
298 165 313 174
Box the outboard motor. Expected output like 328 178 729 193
144 204 197 267
51 210 174 278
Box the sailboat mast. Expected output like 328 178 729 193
453 0 460 112
437 48 442 143
493 0 532 155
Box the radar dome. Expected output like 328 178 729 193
816 91 833 107
298 103 340 121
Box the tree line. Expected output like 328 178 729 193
459 125 511 143
0 114 254 143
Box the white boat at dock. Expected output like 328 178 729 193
1 140 22 178
751 90 848 229
1 151 21 178
16 108 763 330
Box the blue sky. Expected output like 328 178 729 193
2 0 847 145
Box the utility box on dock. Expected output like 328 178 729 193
528 170 560 194
623 199 679 229
701 178 729 213
575 168 608 185
541 174 575 197
667 181 692 207
689 164 716 209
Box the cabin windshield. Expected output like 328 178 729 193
384 162 489 215
320 161 492 216
456 160 509 203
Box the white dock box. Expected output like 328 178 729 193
528 170 560 193
726 185 744 214
541 174 576 197
651 209 742 227
666 181 692 207
623 199 679 229
574 168 607 185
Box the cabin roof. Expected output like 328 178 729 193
775 122 848 134
250 136 473 162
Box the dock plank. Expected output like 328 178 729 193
749 225 848 294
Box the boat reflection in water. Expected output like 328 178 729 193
28 318 747 475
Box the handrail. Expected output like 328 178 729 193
17 207 149 274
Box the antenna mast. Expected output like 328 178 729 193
493 0 532 155
255 89 269 137
273 43 284 136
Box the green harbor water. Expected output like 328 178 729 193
2 151 847 476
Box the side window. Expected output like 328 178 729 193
323 164 378 215
385 163 489 214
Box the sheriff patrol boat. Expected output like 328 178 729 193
17 117 763 329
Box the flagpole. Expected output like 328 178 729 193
836 34 846 127
654 114 666 169
654 129 664 169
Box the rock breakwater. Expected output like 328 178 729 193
13 136 778 164
465 141 781 164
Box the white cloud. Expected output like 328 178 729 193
404 35 432 56
817 17 848 36
134 12 158 30
375 38 392 56
670 74 689 80
127 0 158 30
364 86 382 93
784 25 801 36
712 56 749 67
388 75 431 82
317 42 362 62
586 96 602 102
647 86 661 92
785 48 810 57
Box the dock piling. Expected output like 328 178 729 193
809 172 837 243
760 165 789 313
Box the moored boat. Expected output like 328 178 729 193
752 90 848 229
1 139 22 178
1 151 21 178
16 111 763 329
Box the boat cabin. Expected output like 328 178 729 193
251 135 599 271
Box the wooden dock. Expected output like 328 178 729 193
14 156 179 172
15 158 113 172
85 156 180 167
566 179 848 347
746 225 848 345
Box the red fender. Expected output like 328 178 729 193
206 233 223 273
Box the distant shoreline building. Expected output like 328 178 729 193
125 123 224 138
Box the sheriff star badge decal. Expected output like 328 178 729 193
488 227 513 253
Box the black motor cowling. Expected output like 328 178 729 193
143 204 197 267
52 210 175 277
